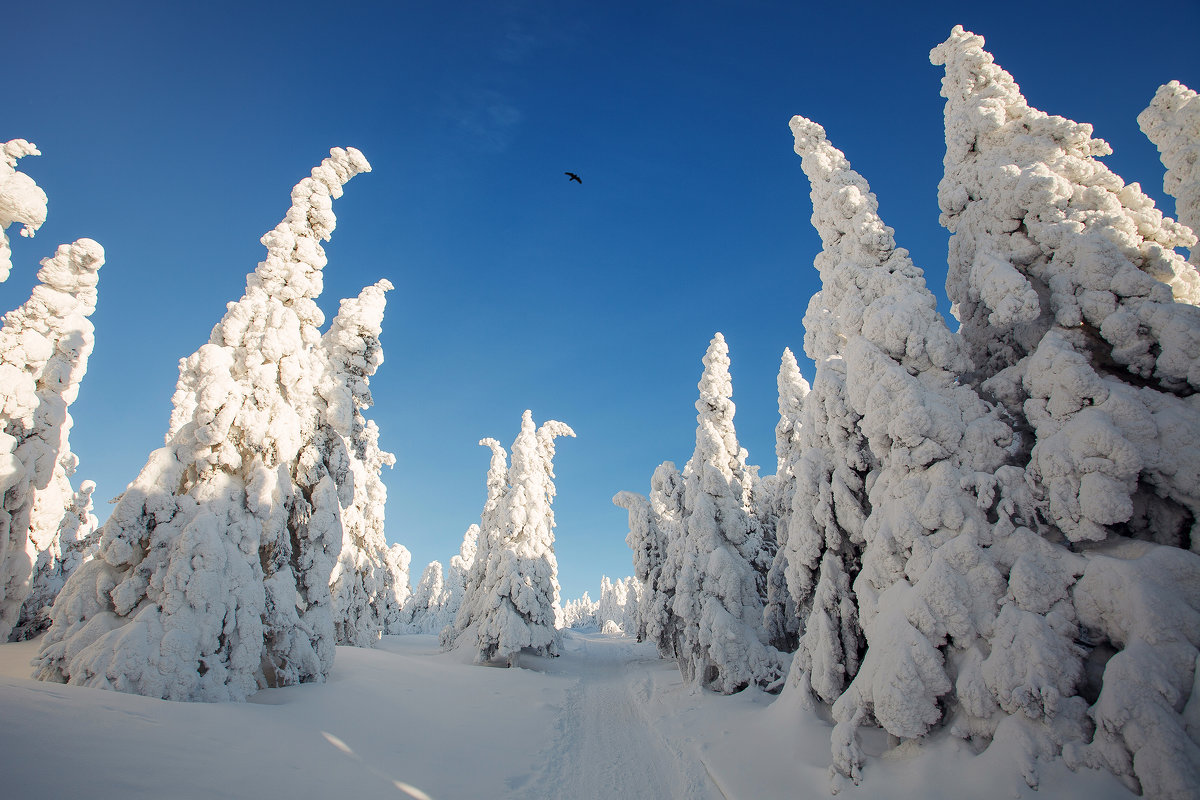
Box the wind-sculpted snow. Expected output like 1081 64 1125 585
1140 81 1200 265
673 334 784 693
0 237 103 641
444 412 574 666
0 140 48 283
33 147 371 700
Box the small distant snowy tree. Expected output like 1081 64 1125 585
596 575 639 633
763 348 809 652
432 524 478 635
444 411 574 666
398 561 447 634
33 147 372 701
673 333 784 693
0 139 103 642
561 591 599 629
1139 80 1200 265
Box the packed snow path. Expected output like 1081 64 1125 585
518 634 725 800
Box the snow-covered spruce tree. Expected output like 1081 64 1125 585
398 561 447 634
789 117 1070 787
322 280 411 647
779 268 877 710
763 348 809 652
429 525 477 636
33 147 372 701
0 139 104 642
1140 80 1200 265
596 574 639 633
442 438 508 648
15 480 100 640
930 28 1200 797
616 461 685 652
444 413 574 666
672 333 784 693
561 591 598 629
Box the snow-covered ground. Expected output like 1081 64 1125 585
0 631 1135 799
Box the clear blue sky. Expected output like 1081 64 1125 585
3 1 1196 602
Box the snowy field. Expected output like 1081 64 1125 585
1 631 1134 800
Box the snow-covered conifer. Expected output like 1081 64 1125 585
763 348 809 652
471 411 574 664
561 591 598 629
14 480 99 640
321 280 410 647
432 525 478 635
1139 80 1200 265
443 438 508 647
673 334 784 693
0 237 103 642
788 117 1102 793
399 561 447 634
445 413 574 666
617 461 685 655
33 147 371 701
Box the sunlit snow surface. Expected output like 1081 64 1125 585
0 632 1132 799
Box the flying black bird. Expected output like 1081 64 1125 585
564 172 582 184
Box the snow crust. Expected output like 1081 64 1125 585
33 147 372 700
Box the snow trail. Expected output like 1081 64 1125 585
520 632 725 800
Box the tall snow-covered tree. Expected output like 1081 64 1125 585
788 116 1048 784
443 438 508 647
930 27 1200 797
322 280 410 647
616 461 685 655
763 348 809 652
33 147 372 701
0 139 103 642
444 412 574 666
673 333 784 693
1139 80 1200 265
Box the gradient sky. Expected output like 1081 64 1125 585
3 0 1197 602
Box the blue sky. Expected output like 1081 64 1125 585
4 1 1197 602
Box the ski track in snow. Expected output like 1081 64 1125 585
518 633 725 800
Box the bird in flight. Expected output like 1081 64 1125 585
565 172 582 184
